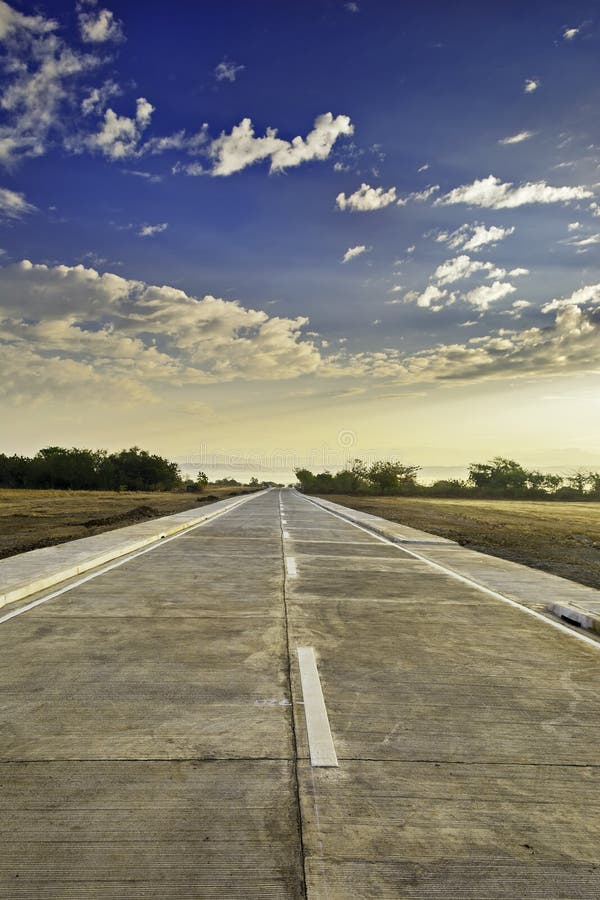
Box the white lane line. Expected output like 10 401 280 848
301 495 600 652
283 531 290 540
297 646 338 767
286 557 298 577
0 495 259 626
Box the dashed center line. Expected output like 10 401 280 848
285 557 298 577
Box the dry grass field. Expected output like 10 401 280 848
0 487 252 559
320 494 600 591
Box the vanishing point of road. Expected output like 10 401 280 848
2 488 600 898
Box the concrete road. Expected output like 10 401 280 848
2 489 600 898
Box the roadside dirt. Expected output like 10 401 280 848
0 488 251 559
318 494 600 591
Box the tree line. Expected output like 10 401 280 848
295 457 600 501
0 446 188 492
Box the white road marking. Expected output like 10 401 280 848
0 495 260 626
301 494 600 653
283 531 290 539
297 646 338 767
286 557 298 577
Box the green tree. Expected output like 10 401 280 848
367 460 420 494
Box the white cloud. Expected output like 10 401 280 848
417 163 429 172
0 1 56 39
542 283 600 313
172 160 205 176
509 267 529 277
397 184 439 205
524 78 540 93
436 223 515 252
336 182 396 211
122 169 162 183
209 113 353 176
78 7 124 43
0 260 329 401
214 60 244 82
138 222 168 237
433 255 492 285
404 284 447 308
81 79 121 116
0 186 35 218
435 174 592 209
370 304 600 385
465 281 516 310
342 244 368 263
145 126 208 157
568 221 582 231
498 130 535 145
0 4 103 166
566 233 600 247
87 97 154 159
563 26 580 40
345 2 359 12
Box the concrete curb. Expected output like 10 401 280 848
0 490 266 611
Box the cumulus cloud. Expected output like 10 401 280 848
436 223 515 252
4 260 600 400
429 254 528 288
524 78 540 93
433 255 491 285
210 112 353 176
336 182 397 211
542 283 600 313
403 284 448 309
563 26 580 40
465 280 516 310
342 244 368 263
214 60 244 82
78 7 124 43
0 260 329 402
138 222 168 237
87 97 154 159
0 186 35 218
499 130 535 145
435 174 592 209
374 304 600 385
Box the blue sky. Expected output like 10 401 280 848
3 0 600 473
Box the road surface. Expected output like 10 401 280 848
2 488 600 898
